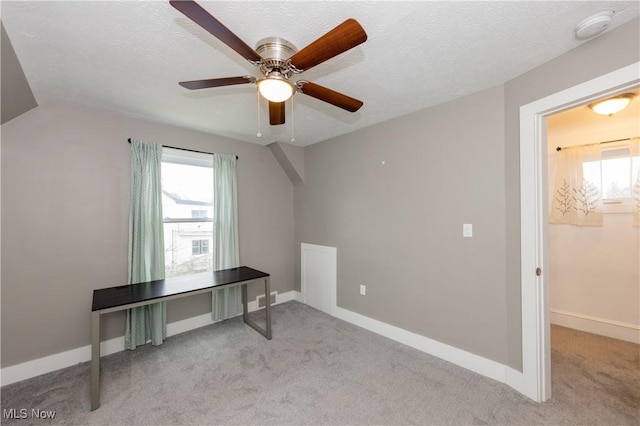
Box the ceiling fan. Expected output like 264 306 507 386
169 0 367 125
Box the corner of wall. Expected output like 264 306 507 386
1 23 38 124
267 142 305 185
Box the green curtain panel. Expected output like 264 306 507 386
125 139 167 350
212 153 241 320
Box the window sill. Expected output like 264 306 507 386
603 201 634 214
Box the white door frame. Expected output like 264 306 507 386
518 62 639 402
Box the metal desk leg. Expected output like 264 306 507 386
264 277 272 340
90 311 100 411
241 283 249 322
241 278 272 340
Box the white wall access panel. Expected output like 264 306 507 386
301 243 337 316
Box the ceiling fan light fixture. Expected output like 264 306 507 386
588 93 634 115
257 74 294 103
170 1 367 126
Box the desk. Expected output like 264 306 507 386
90 266 271 411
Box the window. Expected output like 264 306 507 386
583 145 640 212
161 148 214 277
192 239 209 255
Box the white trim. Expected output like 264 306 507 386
332 306 507 383
518 62 640 402
293 290 305 303
0 290 296 386
551 309 640 344
505 366 527 397
274 290 296 304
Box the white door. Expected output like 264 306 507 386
301 243 336 315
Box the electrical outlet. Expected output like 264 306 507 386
463 223 473 238
360 285 366 296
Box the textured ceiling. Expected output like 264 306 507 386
2 1 639 146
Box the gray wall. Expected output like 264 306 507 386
1 23 38 124
1 103 295 367
296 86 508 363
295 17 640 369
503 17 640 369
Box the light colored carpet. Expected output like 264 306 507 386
1 301 638 425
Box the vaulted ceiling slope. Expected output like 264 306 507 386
1 23 37 124
2 1 639 146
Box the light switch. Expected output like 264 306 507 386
463 223 473 238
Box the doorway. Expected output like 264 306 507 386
545 91 639 410
546 91 639 344
517 62 640 402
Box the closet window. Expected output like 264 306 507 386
583 145 639 211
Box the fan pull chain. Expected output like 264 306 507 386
290 95 295 143
256 91 262 138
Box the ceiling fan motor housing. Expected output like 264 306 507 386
255 37 298 77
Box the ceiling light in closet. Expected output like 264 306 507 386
589 93 634 116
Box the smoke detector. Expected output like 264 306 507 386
575 11 614 39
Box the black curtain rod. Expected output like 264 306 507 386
556 137 636 152
127 138 238 159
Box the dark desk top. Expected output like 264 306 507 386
92 266 269 312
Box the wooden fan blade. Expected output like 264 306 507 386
178 76 255 90
170 0 261 63
297 81 363 112
289 19 367 72
269 101 285 125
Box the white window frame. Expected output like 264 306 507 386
586 143 638 214
162 147 214 224
161 147 214 277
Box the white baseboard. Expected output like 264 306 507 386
293 290 304 303
551 309 640 344
505 366 527 397
295 287 510 387
331 305 507 384
2 290 514 390
0 290 296 387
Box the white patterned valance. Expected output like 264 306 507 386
550 144 603 226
